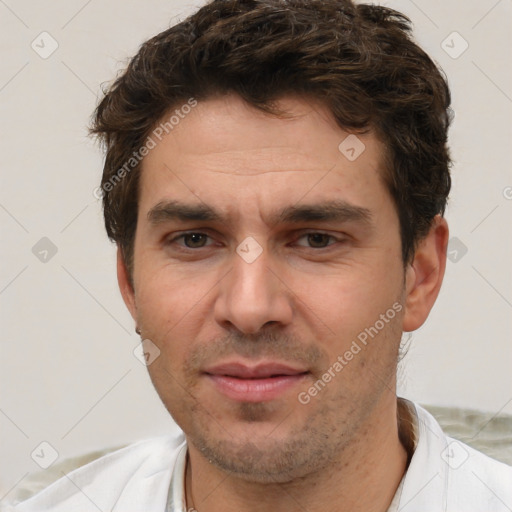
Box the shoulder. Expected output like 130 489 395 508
443 433 512 511
403 400 512 512
11 433 186 512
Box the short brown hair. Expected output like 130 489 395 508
90 0 452 272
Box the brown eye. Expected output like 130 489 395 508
170 233 209 249
296 233 335 248
182 233 209 248
307 233 332 248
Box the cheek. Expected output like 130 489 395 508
134 270 198 349
135 256 211 317
133 263 223 367
290 254 402 331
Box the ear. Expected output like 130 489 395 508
402 215 449 332
117 247 137 323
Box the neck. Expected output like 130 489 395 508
185 398 408 512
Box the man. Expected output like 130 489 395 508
11 0 512 511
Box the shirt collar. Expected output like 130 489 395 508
166 443 187 512
394 399 450 512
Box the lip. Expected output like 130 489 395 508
203 361 309 402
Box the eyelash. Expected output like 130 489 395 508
166 231 343 250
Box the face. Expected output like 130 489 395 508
120 94 419 482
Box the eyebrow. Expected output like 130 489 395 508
147 200 222 224
147 199 372 227
273 201 372 226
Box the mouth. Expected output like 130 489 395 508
203 361 310 402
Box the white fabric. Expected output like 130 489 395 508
9 401 512 512
166 443 187 512
386 475 405 512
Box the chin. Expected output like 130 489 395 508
189 428 335 483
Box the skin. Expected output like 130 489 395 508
118 94 449 512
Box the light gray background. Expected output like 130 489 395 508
1 0 511 497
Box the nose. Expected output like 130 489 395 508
213 246 293 334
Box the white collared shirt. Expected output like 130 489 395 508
9 400 512 512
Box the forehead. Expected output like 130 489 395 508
138 94 390 217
